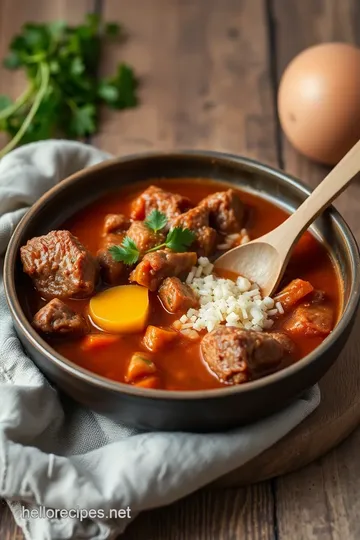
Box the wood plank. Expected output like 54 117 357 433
0 501 23 540
272 1 360 538
95 0 278 166
124 485 275 540
276 428 360 540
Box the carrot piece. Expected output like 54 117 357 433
143 325 178 352
125 352 157 383
80 333 121 351
274 279 314 311
134 376 160 389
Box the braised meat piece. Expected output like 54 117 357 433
171 206 217 256
103 214 131 235
159 277 199 313
127 221 166 255
97 250 126 285
130 250 197 291
201 327 294 384
284 304 333 336
131 185 192 221
200 189 245 233
33 299 87 335
96 233 127 285
20 230 98 299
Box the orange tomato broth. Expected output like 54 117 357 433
26 179 341 391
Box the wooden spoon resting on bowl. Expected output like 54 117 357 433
214 140 360 297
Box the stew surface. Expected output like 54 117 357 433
21 178 341 391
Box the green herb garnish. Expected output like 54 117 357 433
144 209 168 233
163 227 196 252
109 225 196 265
0 14 138 157
109 237 140 266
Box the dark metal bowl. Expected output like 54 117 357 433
4 151 360 432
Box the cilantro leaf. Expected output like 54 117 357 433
47 20 67 41
3 51 22 69
97 82 119 104
105 22 121 37
144 209 168 233
69 103 96 137
101 64 138 109
165 227 196 252
0 95 13 112
109 237 140 265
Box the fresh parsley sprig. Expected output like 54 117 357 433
162 227 196 252
109 237 140 266
0 14 138 157
144 209 168 233
109 210 196 265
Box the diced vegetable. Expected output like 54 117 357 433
274 279 314 311
143 325 178 352
89 284 149 333
134 376 160 389
81 334 121 351
125 352 157 383
283 304 333 336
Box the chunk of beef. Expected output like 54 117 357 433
96 233 127 285
103 214 131 235
97 250 126 285
171 206 217 256
33 299 87 335
100 233 123 250
127 221 166 255
159 277 199 313
130 250 197 291
200 189 245 233
274 278 314 312
131 185 192 221
20 230 98 299
284 304 333 336
201 327 294 384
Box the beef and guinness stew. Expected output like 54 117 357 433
20 179 340 391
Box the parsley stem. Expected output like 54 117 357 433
146 242 167 253
0 63 50 158
0 82 34 121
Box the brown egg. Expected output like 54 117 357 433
278 43 360 165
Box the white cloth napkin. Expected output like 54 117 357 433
0 140 320 540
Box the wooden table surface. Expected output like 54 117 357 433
1 0 360 538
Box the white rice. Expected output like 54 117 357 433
174 257 283 335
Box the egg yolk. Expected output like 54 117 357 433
89 285 149 333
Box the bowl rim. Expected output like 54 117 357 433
4 149 360 401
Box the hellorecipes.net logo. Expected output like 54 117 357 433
21 505 132 521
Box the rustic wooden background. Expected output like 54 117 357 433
1 0 360 538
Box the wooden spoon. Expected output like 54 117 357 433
214 140 360 297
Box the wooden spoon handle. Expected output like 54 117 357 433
271 139 360 252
